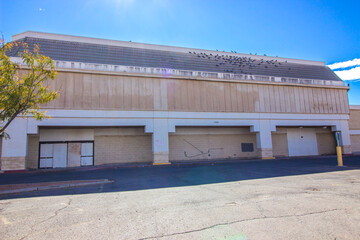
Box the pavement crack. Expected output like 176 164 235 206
18 197 73 240
39 197 72 225
138 208 342 240
254 201 266 218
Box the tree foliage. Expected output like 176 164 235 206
0 40 58 137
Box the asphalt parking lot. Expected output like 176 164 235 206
1 156 360 240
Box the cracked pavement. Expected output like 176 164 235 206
1 157 360 240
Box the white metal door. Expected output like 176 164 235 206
39 144 53 168
53 144 67 168
81 142 93 166
287 128 318 156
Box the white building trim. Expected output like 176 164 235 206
33 109 350 120
350 130 360 135
23 109 350 135
350 105 360 110
10 57 344 87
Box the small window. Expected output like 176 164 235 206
241 143 254 152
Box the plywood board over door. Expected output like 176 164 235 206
68 143 81 167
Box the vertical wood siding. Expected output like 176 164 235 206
42 72 349 114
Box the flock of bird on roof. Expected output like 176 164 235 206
188 51 290 75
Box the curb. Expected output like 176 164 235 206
0 163 154 174
0 170 28 174
0 179 114 195
1 154 357 175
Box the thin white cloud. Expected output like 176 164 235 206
334 66 360 81
328 58 360 70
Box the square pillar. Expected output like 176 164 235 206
255 120 274 159
1 118 28 170
336 121 352 154
152 119 170 165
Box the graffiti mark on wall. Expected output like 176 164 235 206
182 139 223 158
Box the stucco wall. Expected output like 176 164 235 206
1 157 26 170
272 133 288 157
94 127 152 164
26 135 39 169
351 135 360 154
316 133 336 155
349 107 360 154
349 109 360 130
169 127 258 161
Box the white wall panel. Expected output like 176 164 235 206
81 157 93 166
40 144 53 158
39 158 52 168
39 144 53 168
53 144 67 168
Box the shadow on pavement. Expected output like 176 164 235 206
0 156 359 200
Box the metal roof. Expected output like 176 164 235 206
8 35 342 82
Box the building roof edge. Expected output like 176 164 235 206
12 31 326 66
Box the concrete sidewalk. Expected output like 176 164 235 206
0 179 113 195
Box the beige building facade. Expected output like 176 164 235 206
0 31 355 170
349 105 360 154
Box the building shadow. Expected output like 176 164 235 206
0 156 359 200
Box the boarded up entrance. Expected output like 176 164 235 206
39 142 94 168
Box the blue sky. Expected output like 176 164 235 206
1 0 359 104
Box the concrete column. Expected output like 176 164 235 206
337 121 352 154
1 118 28 170
152 119 170 165
255 120 274 159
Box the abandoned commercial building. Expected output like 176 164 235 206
1 31 359 170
